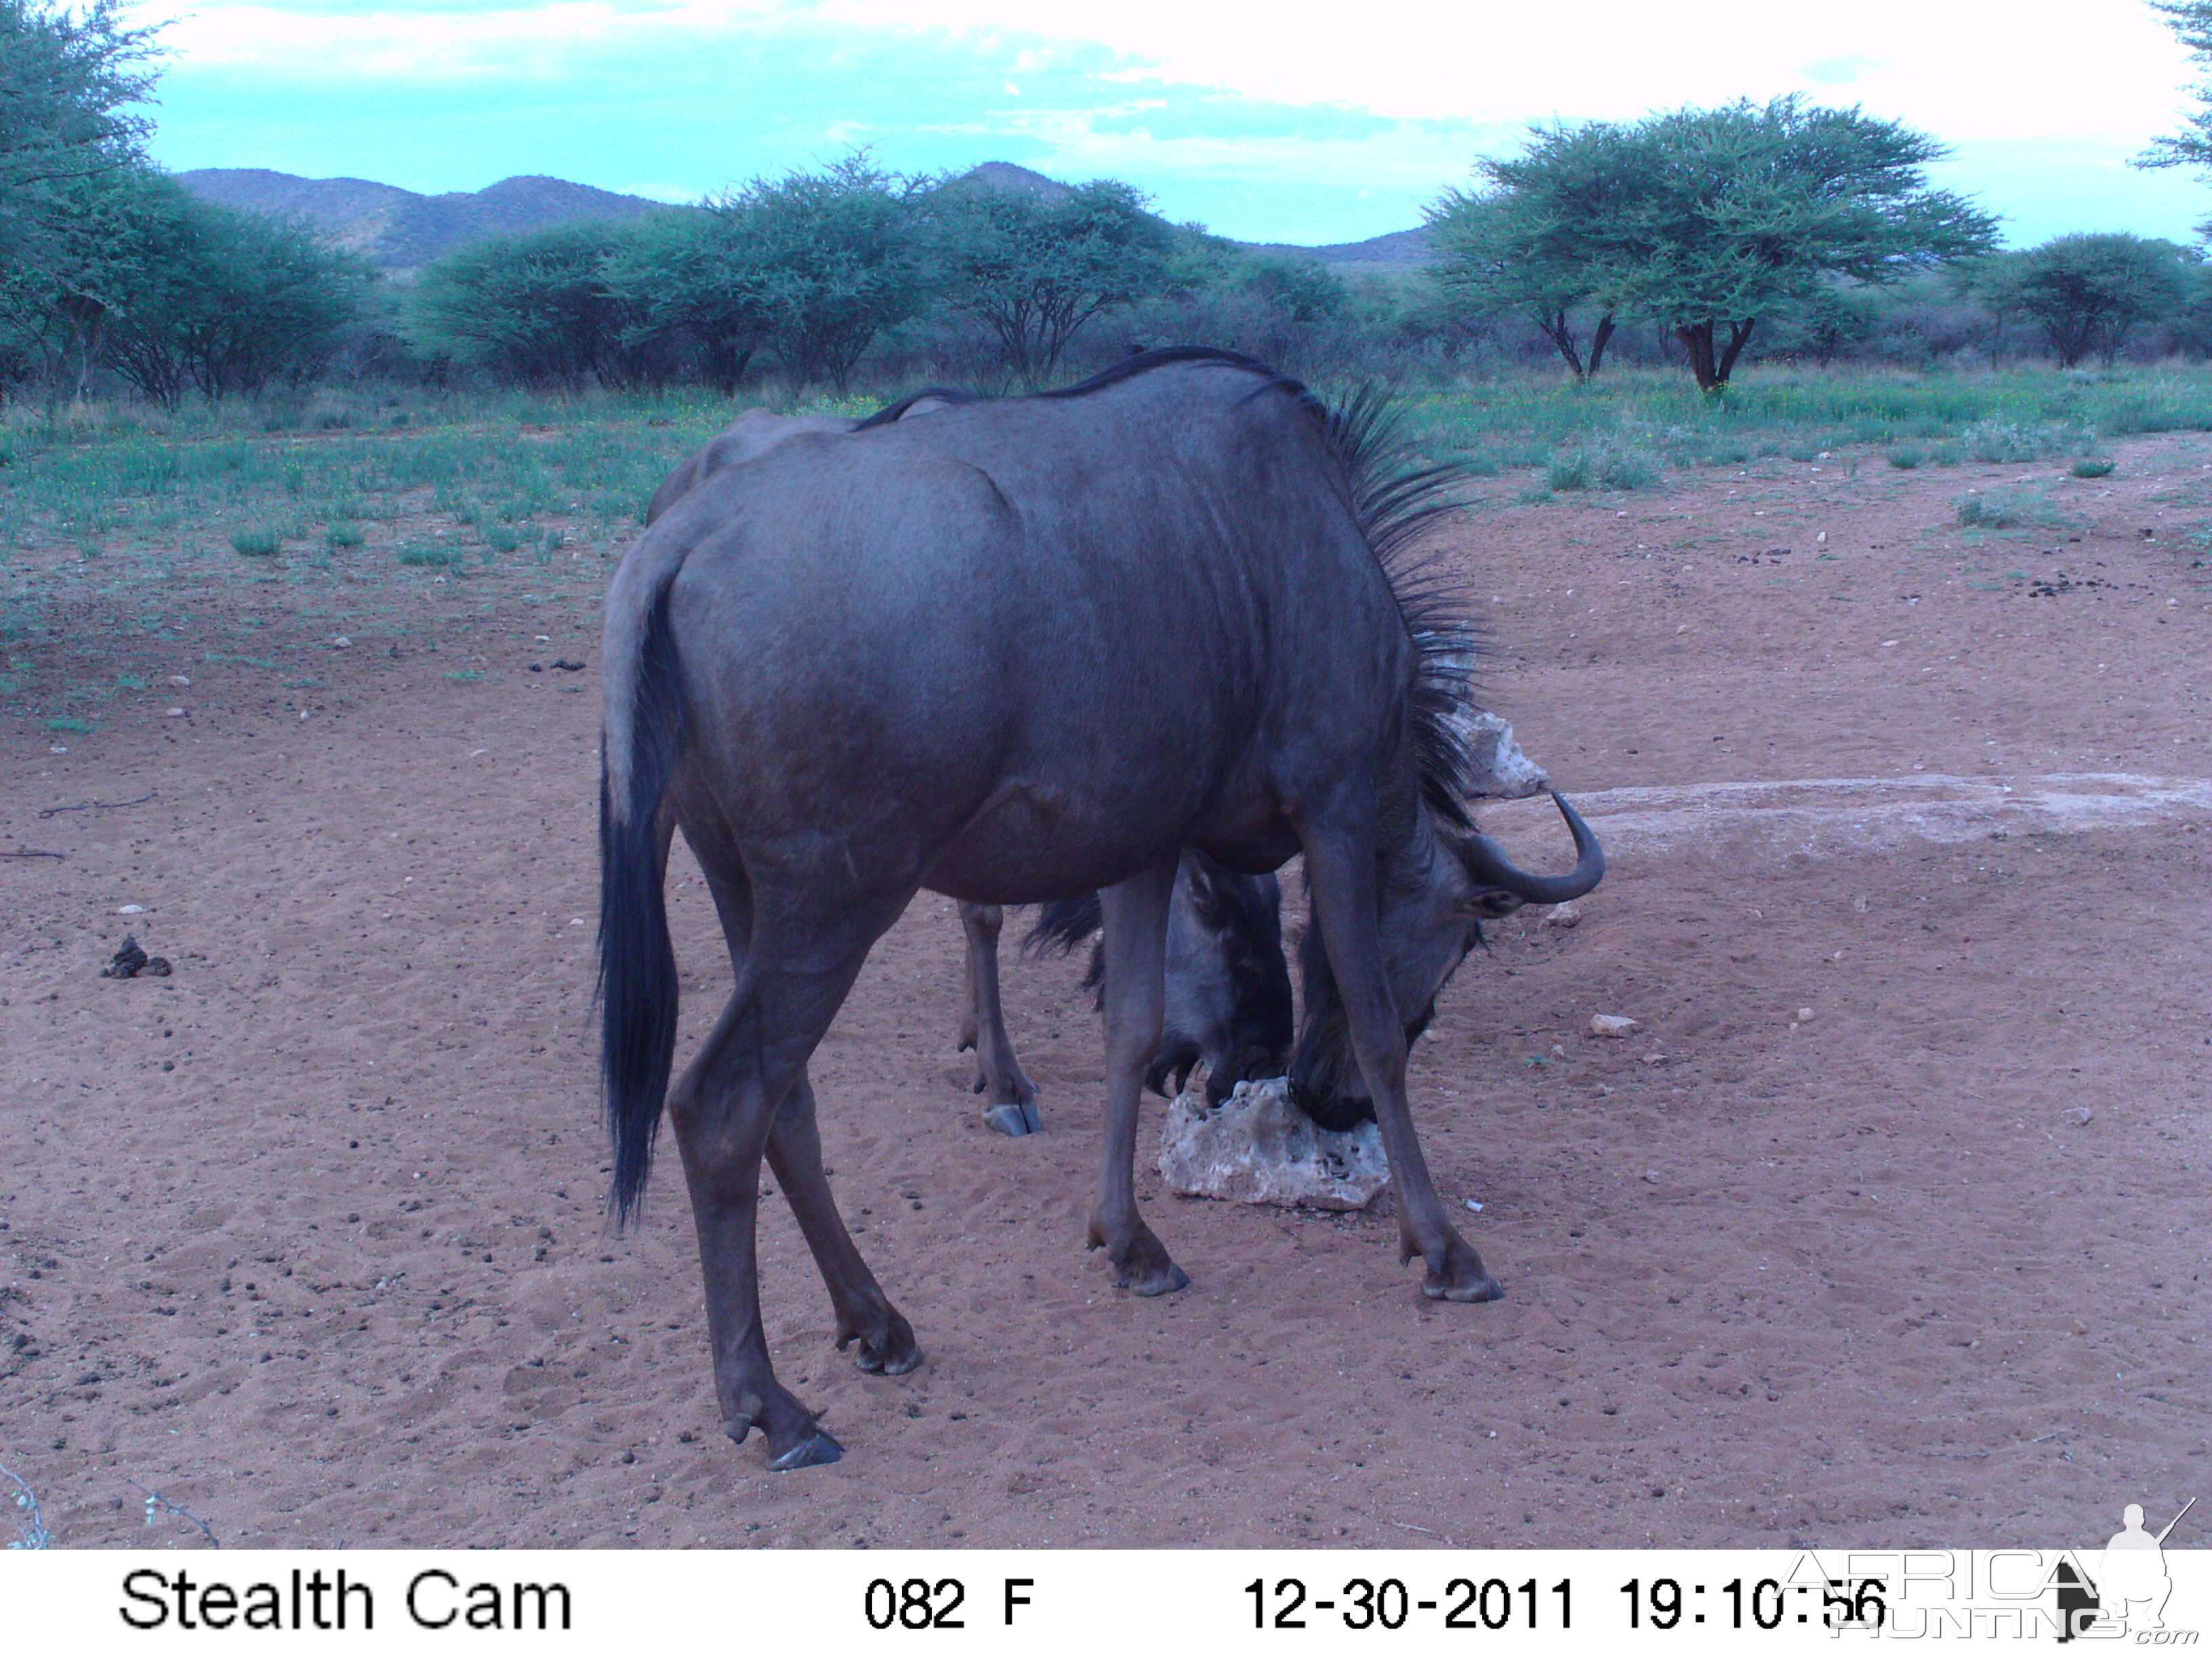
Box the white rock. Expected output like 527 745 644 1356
117 904 144 914
1797 1006 1815 1023
168 675 190 688
1590 1014 1639 1038
1546 902 1582 929
1456 710 1549 800
1157 1077 1389 1211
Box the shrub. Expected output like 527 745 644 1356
1957 487 2074 529
396 541 459 567
2070 458 2116 478
323 523 364 548
1886 447 1924 469
230 529 280 556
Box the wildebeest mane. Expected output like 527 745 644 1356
1318 387 1481 831
857 384 982 428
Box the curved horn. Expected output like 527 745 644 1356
1462 790 1605 904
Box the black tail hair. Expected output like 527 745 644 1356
1025 892 1107 998
597 583 686 1231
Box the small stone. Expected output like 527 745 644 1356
117 903 144 915
167 675 190 687
1591 1014 1639 1038
1550 1044 1567 1059
1463 1198 1483 1212
1641 1053 1666 1065
1157 1078 1389 1210
1797 1007 1815 1023
332 636 351 647
1547 902 1582 929
165 708 185 718
2062 1107 2093 1126
1643 1170 1661 1183
1853 894 1870 913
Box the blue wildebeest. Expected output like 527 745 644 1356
642 396 1294 1139
599 348 1601 1468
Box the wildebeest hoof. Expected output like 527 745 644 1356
838 1310 922 1375
767 1427 844 1471
1422 1269 1504 1303
983 1101 1042 1136
1124 1259 1191 1296
1088 1224 1191 1296
1415 1236 1504 1303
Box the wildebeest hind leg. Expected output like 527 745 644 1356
1085 860 1189 1294
956 902 1041 1135
669 949 880 1471
768 1069 921 1376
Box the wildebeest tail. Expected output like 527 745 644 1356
598 554 686 1231
1025 893 1107 998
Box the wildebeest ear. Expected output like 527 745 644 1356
1461 889 1527 920
1184 855 1230 929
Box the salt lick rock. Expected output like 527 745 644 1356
1456 709 1549 799
1157 1077 1390 1210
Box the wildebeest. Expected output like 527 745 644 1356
599 347 1602 1468
644 399 1294 1139
1021 851 1293 1109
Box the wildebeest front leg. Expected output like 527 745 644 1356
767 1069 921 1376
1302 830 1503 1303
1085 860 1188 1294
956 901 1041 1136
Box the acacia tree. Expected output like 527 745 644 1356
600 207 778 394
1427 123 1643 380
0 0 160 254
409 222 662 391
2142 1 2212 189
1450 98 1996 391
928 178 1173 381
729 155 926 390
1999 234 2194 367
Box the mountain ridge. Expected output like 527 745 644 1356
176 163 1433 274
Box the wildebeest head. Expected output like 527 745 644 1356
1288 792 1602 1131
1150 856 1295 1107
1031 851 1294 1108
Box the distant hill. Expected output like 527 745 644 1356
1248 226 1435 272
176 169 668 271
176 163 1435 275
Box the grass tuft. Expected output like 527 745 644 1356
229 529 281 558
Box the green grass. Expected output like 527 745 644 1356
3 365 2208 716
1956 487 2079 531
2070 457 2116 478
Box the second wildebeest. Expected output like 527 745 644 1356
643 394 1294 1137
599 348 1602 1468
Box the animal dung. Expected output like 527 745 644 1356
1590 1014 1639 1038
1156 1077 1389 1211
100 935 171 979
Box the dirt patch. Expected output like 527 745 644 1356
1 431 2206 1549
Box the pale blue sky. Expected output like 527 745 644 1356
139 0 2212 247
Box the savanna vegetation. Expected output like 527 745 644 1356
12 0 2212 411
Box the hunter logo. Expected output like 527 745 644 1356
2057 1497 2198 1642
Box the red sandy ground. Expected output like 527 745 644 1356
1 430 2207 1550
